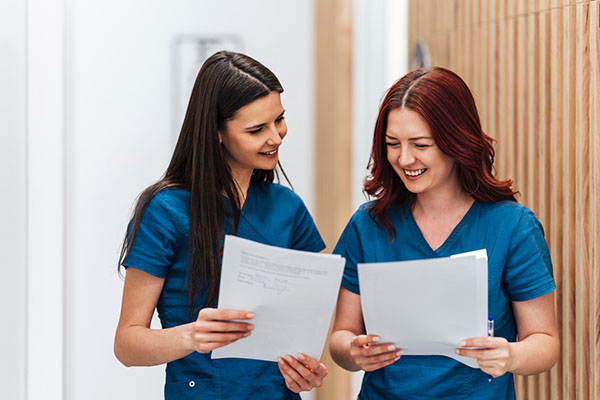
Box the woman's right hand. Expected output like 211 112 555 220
349 334 402 371
191 308 255 353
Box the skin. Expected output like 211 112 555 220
115 91 327 393
329 108 559 378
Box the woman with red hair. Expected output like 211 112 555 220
329 67 559 399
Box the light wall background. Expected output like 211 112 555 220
1 1 410 399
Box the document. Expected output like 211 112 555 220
211 235 345 362
357 250 488 368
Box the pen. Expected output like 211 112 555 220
487 316 494 382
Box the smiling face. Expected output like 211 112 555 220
385 108 459 197
219 91 287 181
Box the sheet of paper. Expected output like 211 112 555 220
211 235 345 362
358 251 487 368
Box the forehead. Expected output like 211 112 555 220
386 108 432 138
229 91 283 126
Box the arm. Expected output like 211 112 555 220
329 287 401 372
457 291 559 377
114 267 254 367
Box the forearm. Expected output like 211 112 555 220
329 330 361 372
114 322 195 367
508 333 560 375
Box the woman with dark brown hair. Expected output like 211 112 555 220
114 51 327 399
329 67 559 399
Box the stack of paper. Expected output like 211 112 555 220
212 235 345 362
358 250 488 368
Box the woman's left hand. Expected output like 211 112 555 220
455 336 514 378
277 353 328 393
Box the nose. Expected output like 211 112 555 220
398 146 415 167
266 123 285 146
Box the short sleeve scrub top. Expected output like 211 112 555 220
334 200 555 400
123 182 326 400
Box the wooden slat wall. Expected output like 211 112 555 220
409 1 600 399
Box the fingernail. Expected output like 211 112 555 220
286 355 294 362
278 358 284 365
459 341 466 347
247 313 254 318
396 351 403 357
387 345 395 351
297 353 306 361
244 331 251 337
372 336 380 342
247 325 254 330
454 349 460 354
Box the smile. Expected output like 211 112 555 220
404 168 427 177
259 149 278 156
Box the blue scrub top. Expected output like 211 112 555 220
123 181 326 400
334 200 555 400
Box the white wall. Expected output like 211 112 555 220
352 0 409 211
0 0 27 399
0 1 315 400
65 1 315 400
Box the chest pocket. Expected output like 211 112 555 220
164 378 214 400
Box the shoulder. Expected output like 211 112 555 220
254 182 305 208
148 188 188 215
477 200 535 222
142 188 189 234
476 200 544 237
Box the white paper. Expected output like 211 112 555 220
358 250 488 368
211 235 345 362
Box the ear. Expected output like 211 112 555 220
217 131 223 144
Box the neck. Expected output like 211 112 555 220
414 182 473 217
230 167 252 206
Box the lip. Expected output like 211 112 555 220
259 148 278 158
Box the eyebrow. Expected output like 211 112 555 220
385 134 433 141
245 110 285 131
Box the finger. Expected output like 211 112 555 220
358 349 402 365
195 339 237 353
278 357 310 391
194 330 251 343
351 334 380 347
362 353 402 371
194 320 254 333
361 343 399 357
297 354 327 378
198 308 255 321
460 337 495 348
285 355 319 383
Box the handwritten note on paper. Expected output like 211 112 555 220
358 250 488 368
211 235 345 362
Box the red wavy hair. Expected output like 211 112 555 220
364 67 517 238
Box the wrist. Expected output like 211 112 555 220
181 322 196 352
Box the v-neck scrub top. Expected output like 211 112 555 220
123 182 326 400
333 200 555 400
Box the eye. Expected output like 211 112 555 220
275 115 285 123
386 142 400 147
248 127 263 134
414 143 431 148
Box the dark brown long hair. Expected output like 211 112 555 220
119 51 286 319
364 67 517 238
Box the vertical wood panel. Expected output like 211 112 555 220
575 4 591 400
409 1 599 398
314 0 352 398
593 3 600 399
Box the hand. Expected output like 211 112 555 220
455 336 514 378
349 335 402 372
191 308 254 353
277 353 328 393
